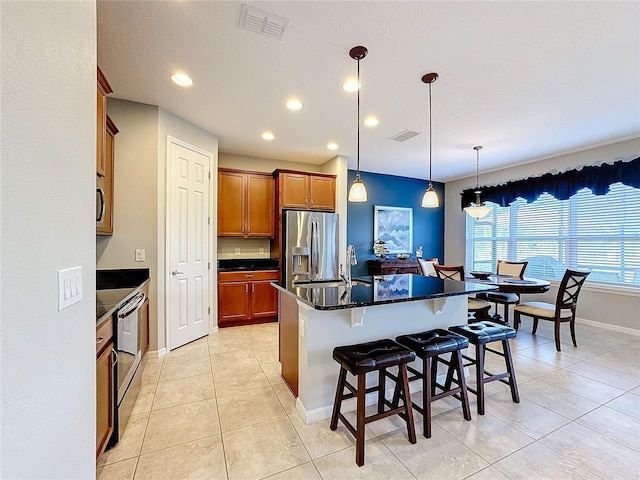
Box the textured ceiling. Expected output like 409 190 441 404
97 1 640 182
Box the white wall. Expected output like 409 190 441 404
0 2 97 477
320 155 349 269
98 98 159 348
444 138 640 330
218 152 323 173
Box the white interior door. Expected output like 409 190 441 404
168 140 211 350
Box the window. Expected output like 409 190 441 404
466 182 640 287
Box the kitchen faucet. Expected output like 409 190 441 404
341 245 357 288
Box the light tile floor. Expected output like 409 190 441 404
97 319 640 480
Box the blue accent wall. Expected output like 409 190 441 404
347 170 445 277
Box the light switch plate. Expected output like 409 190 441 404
58 266 82 311
135 249 145 262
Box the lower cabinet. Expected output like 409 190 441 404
96 316 115 460
218 270 279 327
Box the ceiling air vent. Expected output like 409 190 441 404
239 4 289 40
389 130 421 142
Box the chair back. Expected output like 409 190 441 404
556 269 590 312
433 265 464 281
497 260 528 279
418 258 439 276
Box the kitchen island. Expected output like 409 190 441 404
273 274 497 423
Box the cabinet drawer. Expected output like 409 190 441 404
218 270 279 283
96 316 113 355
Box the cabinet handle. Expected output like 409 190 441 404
245 284 248 293
96 188 105 222
248 226 251 233
96 336 105 345
112 348 118 367
310 199 314 206
246 274 255 278
241 226 245 233
252 284 255 293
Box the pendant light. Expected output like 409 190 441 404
348 46 368 203
421 73 439 208
464 146 492 220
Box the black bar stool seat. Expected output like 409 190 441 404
330 338 417 466
449 321 520 415
395 329 472 438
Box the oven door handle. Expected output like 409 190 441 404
118 292 146 318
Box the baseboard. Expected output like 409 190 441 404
577 317 640 337
146 348 166 358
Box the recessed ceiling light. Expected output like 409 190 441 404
327 142 339 150
261 131 275 141
342 80 360 92
364 116 379 127
286 99 303 110
171 73 193 87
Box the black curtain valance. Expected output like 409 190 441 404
461 156 640 209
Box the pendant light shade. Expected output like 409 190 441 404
421 73 439 208
464 146 492 220
348 46 368 203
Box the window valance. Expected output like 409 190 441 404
460 156 640 209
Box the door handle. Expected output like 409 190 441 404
171 270 184 276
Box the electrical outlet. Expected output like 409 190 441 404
259 247 265 254
299 318 305 338
58 266 82 311
235 247 241 255
135 249 145 262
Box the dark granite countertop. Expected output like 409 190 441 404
96 269 150 325
218 258 279 272
272 274 498 311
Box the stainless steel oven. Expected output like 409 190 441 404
112 291 146 444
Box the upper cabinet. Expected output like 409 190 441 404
97 67 116 236
96 67 113 178
274 170 336 212
218 168 275 238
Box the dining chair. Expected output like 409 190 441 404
513 269 590 351
477 260 528 326
418 257 439 276
433 265 491 320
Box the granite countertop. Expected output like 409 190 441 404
272 273 498 311
218 258 279 272
96 268 150 326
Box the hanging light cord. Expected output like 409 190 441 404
475 148 480 190
356 57 361 181
428 82 433 187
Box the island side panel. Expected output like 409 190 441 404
297 295 468 423
279 291 299 396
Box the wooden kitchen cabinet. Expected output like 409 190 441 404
368 259 421 275
218 169 274 237
218 270 279 327
96 115 117 235
274 169 336 212
96 315 115 460
96 67 112 177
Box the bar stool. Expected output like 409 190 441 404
449 321 519 415
330 338 417 466
394 329 472 438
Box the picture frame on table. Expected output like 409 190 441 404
373 205 413 254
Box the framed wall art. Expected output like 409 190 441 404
373 205 413 254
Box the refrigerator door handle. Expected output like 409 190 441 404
311 219 319 279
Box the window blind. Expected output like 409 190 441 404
466 183 640 287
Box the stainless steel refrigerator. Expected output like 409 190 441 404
282 210 340 288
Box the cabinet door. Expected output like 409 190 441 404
309 175 335 211
96 89 107 177
280 173 309 209
218 282 250 324
250 280 278 318
96 343 114 459
218 171 247 236
97 117 116 235
246 174 274 237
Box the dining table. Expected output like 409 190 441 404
463 273 551 325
